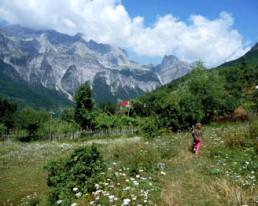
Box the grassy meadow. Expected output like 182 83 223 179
0 122 257 206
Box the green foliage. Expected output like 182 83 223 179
93 110 115 132
60 108 75 123
140 116 160 138
0 97 18 133
132 61 228 131
187 63 227 122
249 120 258 153
178 89 204 127
14 107 50 141
1 122 257 205
249 120 258 140
45 145 106 205
98 101 117 114
130 48 257 133
223 131 248 148
216 51 258 111
0 123 6 140
74 83 95 130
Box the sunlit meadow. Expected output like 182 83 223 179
0 122 257 205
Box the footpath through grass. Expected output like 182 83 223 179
157 122 257 205
0 122 257 205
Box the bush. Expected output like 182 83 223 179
223 123 256 148
224 132 246 148
231 107 248 121
140 116 160 138
45 145 106 205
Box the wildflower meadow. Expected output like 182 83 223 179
0 121 257 205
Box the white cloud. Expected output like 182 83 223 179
0 0 250 67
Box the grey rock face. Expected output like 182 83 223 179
0 25 191 104
154 55 191 84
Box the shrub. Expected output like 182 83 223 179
140 116 160 138
224 133 246 148
231 107 248 121
45 145 106 205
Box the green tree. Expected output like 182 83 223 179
99 101 116 114
61 108 75 123
74 83 95 130
94 111 115 133
187 62 226 123
178 88 204 128
14 107 49 140
0 97 17 134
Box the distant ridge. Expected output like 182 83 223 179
0 24 191 110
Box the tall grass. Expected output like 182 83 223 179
0 122 257 205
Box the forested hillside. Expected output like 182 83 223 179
129 44 258 132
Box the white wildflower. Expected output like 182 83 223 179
56 200 63 204
123 198 131 205
133 181 139 186
123 186 131 191
95 184 100 189
109 195 116 203
75 192 82 198
73 187 79 192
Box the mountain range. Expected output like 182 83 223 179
0 25 191 111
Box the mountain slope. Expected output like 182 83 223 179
0 59 72 111
154 55 191 84
131 42 258 128
214 43 258 95
157 42 258 95
0 24 191 109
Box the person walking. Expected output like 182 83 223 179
191 123 202 154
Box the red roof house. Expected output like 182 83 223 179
120 100 130 108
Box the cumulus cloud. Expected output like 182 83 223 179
0 0 250 67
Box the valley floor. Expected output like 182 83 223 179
0 122 257 205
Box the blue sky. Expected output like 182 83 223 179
0 0 257 67
123 0 258 42
122 0 258 64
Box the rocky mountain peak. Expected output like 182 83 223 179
161 55 181 66
0 24 192 105
154 55 191 84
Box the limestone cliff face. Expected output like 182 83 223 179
0 25 191 104
154 55 191 84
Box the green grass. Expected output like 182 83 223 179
0 122 257 205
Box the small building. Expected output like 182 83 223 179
119 100 130 109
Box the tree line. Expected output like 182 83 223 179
0 62 257 141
